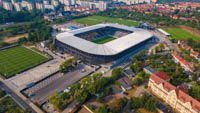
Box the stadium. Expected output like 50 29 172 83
55 23 154 64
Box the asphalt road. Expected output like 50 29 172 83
29 64 94 104
0 81 36 113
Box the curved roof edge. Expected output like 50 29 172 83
56 23 153 56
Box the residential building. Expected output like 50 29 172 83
143 66 157 75
36 2 44 11
44 12 57 21
118 76 133 91
71 0 76 5
59 0 64 4
21 1 33 11
3 1 13 10
151 0 157 3
0 0 2 7
44 4 55 10
27 2 33 11
43 0 50 5
64 0 71 6
190 51 200 60
172 51 195 72
51 0 59 7
99 1 107 11
13 2 22 11
148 73 200 113
123 68 135 79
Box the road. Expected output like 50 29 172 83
0 81 37 113
29 64 94 104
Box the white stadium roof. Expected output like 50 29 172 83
56 23 153 56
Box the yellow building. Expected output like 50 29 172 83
148 73 200 113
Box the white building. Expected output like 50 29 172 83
44 4 55 10
3 1 13 10
36 2 44 11
13 2 22 11
64 0 71 6
116 0 151 5
21 1 33 11
99 1 107 11
51 0 59 7
71 0 76 5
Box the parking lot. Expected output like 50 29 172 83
24 63 94 105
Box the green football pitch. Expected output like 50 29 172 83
73 15 140 26
0 46 49 78
163 28 200 40
92 36 116 44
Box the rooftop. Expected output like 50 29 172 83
56 23 153 56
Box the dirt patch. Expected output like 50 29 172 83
179 26 200 37
4 33 27 43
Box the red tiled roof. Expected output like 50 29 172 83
150 74 176 92
176 89 200 112
191 51 199 57
150 73 200 112
155 72 170 81
185 46 192 50
172 51 194 71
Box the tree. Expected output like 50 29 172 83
189 86 200 101
130 97 142 109
144 98 158 112
59 57 78 73
0 89 6 98
197 80 200 86
74 89 88 103
49 43 56 51
109 97 128 113
111 68 123 81
133 76 144 86
192 73 198 81
98 104 109 113
0 41 9 47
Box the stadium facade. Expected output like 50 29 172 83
55 23 154 64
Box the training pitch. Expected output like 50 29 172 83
163 28 200 40
0 46 49 78
73 15 140 26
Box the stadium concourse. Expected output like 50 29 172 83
55 23 154 64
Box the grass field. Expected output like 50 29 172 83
73 15 140 26
0 46 49 78
0 96 25 113
163 28 200 40
92 36 116 44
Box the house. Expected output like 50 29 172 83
123 68 135 79
143 66 157 75
185 45 193 51
172 51 195 72
44 12 57 21
190 51 200 60
118 77 133 91
148 73 200 113
58 11 71 18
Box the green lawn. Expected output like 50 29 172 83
92 36 116 44
0 96 25 113
0 46 49 78
163 28 200 40
73 15 139 26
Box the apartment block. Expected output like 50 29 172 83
148 73 200 113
